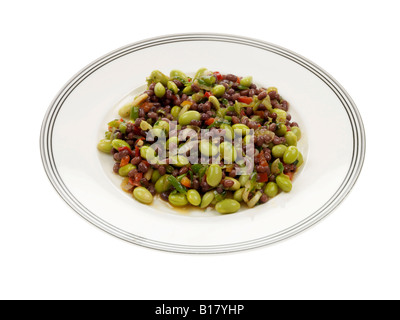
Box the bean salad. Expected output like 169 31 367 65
97 68 304 214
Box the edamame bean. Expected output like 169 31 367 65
97 139 113 153
215 199 241 214
220 142 237 164
187 189 201 206
273 108 287 123
170 69 188 83
167 81 179 94
200 141 219 157
240 76 253 88
108 119 121 128
147 70 169 86
154 82 166 98
182 85 193 95
119 122 127 134
155 174 171 193
296 152 304 167
220 124 234 141
233 188 245 202
133 186 153 204
275 124 287 137
151 170 161 184
283 146 299 164
153 120 169 133
140 146 156 161
272 144 287 158
206 164 223 187
211 85 226 97
178 110 201 126
200 191 215 208
224 177 240 191
243 135 253 145
276 174 292 192
171 106 181 119
291 126 302 140
169 192 188 207
170 155 189 167
265 182 279 198
239 175 250 187
285 131 298 146
119 164 136 177
232 124 250 136
112 139 131 150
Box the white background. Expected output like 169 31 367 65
1 0 399 300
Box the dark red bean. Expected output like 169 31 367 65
259 194 269 203
191 84 200 92
248 89 256 96
216 186 224 194
240 89 249 96
232 116 240 124
148 83 156 90
190 120 202 127
148 112 158 119
200 113 210 121
227 88 235 95
192 179 200 190
179 167 189 175
268 91 278 100
131 156 141 165
138 161 149 173
128 168 138 178
229 170 236 177
181 94 188 101
270 113 277 120
273 136 281 145
140 178 149 187
231 93 240 101
256 165 269 173
281 100 289 111
225 74 237 82
138 108 145 118
190 102 198 111
173 95 181 106
246 107 253 116
291 122 299 128
144 90 154 97
269 123 277 131
148 185 156 196
258 104 266 111
158 166 166 176
160 192 170 201
173 79 183 88
113 163 120 173
126 140 134 146
134 118 143 126
250 83 257 89
258 91 267 100
222 179 234 188
113 153 121 161
172 169 179 177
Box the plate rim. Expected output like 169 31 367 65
40 33 366 253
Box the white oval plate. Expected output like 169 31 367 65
40 34 365 253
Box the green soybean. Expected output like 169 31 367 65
273 108 287 123
178 110 201 126
170 155 189 167
97 139 113 153
151 170 161 184
200 141 219 157
275 124 287 137
119 122 127 134
171 106 181 119
232 124 250 136
181 85 193 95
112 139 131 150
220 124 234 141
297 152 304 167
291 126 302 140
187 189 201 206
239 175 250 187
220 142 237 163
233 188 245 202
154 82 166 98
285 131 298 146
166 136 179 149
169 192 188 207
276 174 292 192
206 164 223 187
170 69 188 83
265 182 279 198
167 80 179 94
211 85 226 97
147 70 169 86
283 146 299 164
200 191 215 208
133 187 153 204
119 164 136 177
215 199 241 214
240 76 253 88
140 146 156 161
272 144 287 158
153 120 169 133
155 174 171 193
